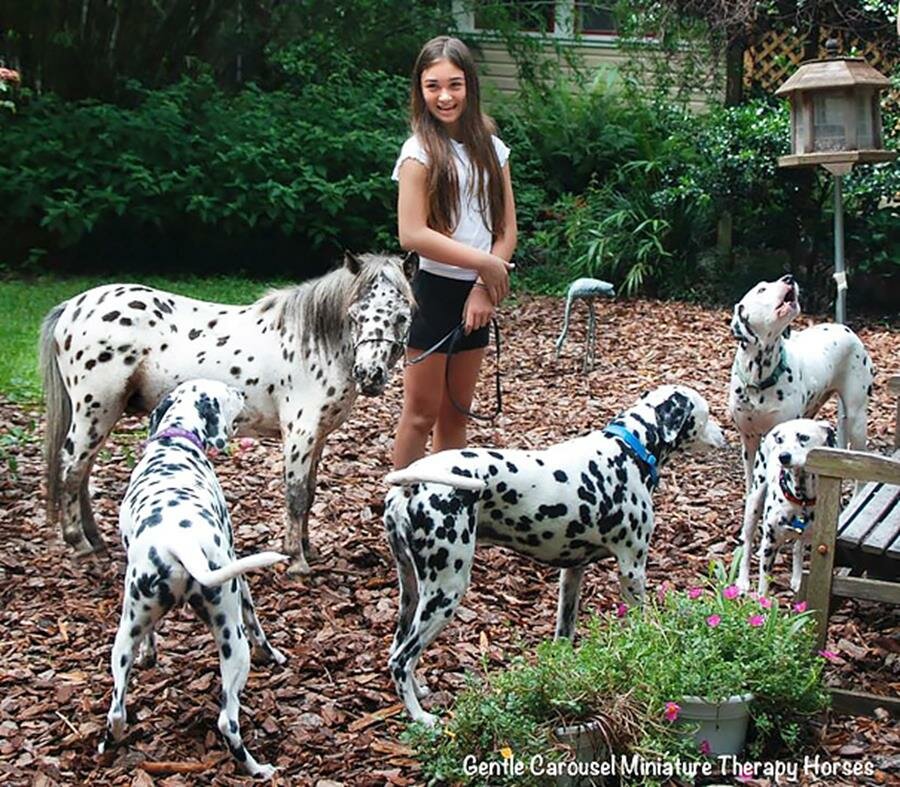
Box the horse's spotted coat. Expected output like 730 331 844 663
382 385 726 726
41 252 416 574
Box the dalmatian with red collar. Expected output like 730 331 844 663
382 385 726 726
99 379 287 780
728 274 873 492
737 418 836 596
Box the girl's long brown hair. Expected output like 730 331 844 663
410 36 506 240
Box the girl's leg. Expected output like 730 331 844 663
393 351 447 469
434 347 485 451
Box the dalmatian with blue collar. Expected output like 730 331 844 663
728 274 873 492
99 379 288 780
737 418 836 596
382 385 726 725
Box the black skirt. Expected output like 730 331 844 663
408 270 490 353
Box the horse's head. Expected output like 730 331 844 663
345 251 417 396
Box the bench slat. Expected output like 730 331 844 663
859 489 900 555
838 482 899 550
838 480 883 538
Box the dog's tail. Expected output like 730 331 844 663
385 464 486 491
167 542 289 587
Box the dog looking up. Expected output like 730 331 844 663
728 274 873 492
737 418 835 596
383 384 726 725
99 379 287 779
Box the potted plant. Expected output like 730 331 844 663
404 559 829 786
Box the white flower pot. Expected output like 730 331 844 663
554 721 609 787
678 693 753 755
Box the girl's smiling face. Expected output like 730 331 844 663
420 59 467 136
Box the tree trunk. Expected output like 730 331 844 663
724 32 745 107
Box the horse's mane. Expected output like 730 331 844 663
257 254 414 355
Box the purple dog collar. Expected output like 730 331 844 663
149 427 205 452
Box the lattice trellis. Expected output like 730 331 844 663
745 27 898 92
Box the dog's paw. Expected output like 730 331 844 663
252 763 277 781
735 576 750 594
413 711 438 728
253 644 287 666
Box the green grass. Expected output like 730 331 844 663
0 275 291 403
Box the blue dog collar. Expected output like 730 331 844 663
603 424 659 487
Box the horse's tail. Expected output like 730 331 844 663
165 541 289 587
40 302 70 527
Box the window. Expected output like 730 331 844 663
456 1 617 39
474 2 555 33
576 3 616 35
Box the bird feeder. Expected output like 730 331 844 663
775 53 895 172
774 40 897 324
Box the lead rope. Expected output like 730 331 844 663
406 319 502 421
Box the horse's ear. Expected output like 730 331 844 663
344 251 362 275
402 251 419 280
148 393 174 437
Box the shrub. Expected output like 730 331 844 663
405 559 829 786
0 67 408 274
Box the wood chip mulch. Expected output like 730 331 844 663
0 294 897 786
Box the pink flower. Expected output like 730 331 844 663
793 601 808 613
748 614 765 627
687 587 703 599
238 437 256 451
656 581 672 603
614 602 628 618
723 584 740 600
818 649 841 663
758 596 772 609
698 739 711 755
0 68 20 85
663 701 680 721
706 614 721 628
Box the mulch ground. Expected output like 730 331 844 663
0 294 898 787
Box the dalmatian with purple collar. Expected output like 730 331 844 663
737 418 836 596
99 379 287 779
382 385 726 726
728 274 873 492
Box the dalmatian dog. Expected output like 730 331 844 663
737 418 836 596
382 385 726 726
728 274 873 492
99 379 288 779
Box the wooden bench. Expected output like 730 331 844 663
804 374 900 717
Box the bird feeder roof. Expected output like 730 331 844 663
775 57 890 96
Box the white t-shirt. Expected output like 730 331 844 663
391 134 510 281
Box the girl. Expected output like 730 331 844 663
392 35 517 470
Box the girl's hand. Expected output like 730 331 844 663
463 285 495 334
477 253 513 305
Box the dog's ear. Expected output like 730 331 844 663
782 325 792 340
196 393 228 450
402 251 419 280
344 250 362 275
823 424 837 447
148 394 174 437
656 391 694 445
730 304 754 344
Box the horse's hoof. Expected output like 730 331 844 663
70 539 103 559
286 557 312 576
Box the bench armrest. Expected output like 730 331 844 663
806 448 900 485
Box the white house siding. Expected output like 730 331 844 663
468 37 720 113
